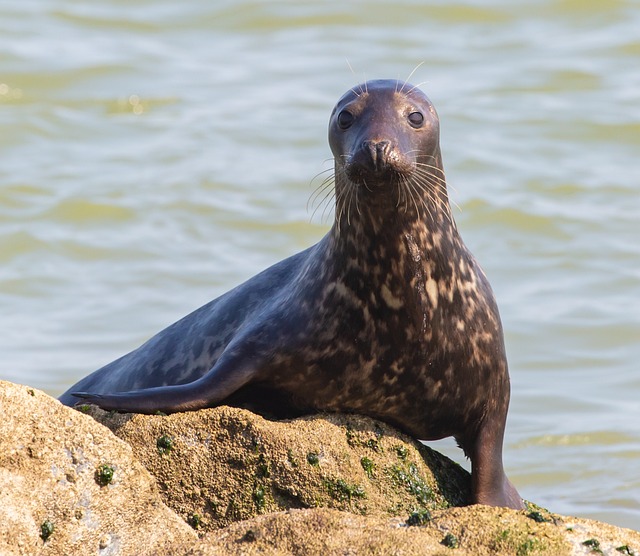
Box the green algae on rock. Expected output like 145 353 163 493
40 520 54 542
156 434 174 455
95 464 115 487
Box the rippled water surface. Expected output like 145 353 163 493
1 0 639 530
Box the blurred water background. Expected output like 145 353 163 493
1 0 638 530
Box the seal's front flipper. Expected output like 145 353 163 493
72 354 260 414
464 406 525 510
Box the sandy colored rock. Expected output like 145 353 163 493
0 381 197 556
3 380 639 555
88 405 471 532
187 505 640 556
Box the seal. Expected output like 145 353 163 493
61 79 524 510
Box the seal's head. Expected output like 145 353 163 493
329 80 442 210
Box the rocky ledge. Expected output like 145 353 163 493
1 380 638 555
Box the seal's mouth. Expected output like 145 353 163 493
345 166 403 189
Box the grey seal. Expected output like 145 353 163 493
61 79 523 510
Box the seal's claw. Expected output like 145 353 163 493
71 392 109 408
71 392 102 401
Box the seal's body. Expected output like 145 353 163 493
62 80 523 509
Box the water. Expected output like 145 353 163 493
1 0 638 531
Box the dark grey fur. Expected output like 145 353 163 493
61 80 523 509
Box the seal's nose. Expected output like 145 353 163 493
362 140 392 170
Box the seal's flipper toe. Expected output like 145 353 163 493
72 392 101 400
70 391 135 412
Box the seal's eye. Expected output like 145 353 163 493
337 110 354 130
407 111 424 128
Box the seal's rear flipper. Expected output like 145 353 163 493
72 354 260 414
71 386 205 414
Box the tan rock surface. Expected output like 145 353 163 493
0 381 197 556
3 380 639 556
186 506 640 556
88 404 471 532
89 403 640 554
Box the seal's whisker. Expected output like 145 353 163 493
449 197 462 214
396 176 409 213
309 189 335 222
401 62 425 93
415 169 447 186
414 153 444 165
308 182 331 210
410 175 436 221
399 182 409 213
414 161 446 176
314 196 332 225
416 175 447 212
409 168 438 194
354 186 362 217
344 189 353 227
413 168 444 190
414 161 447 181
345 60 364 98
405 81 428 95
311 183 337 223
321 173 335 185
307 175 336 213
406 172 446 223
309 165 335 182
398 175 410 213
334 168 357 229
440 178 461 213
320 192 336 224
346 186 354 227
404 175 424 218
403 181 413 215
334 188 345 232
413 167 449 197
332 173 343 225
308 167 335 191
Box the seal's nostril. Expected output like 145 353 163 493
376 140 391 158
362 140 392 169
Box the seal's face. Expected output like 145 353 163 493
329 80 441 197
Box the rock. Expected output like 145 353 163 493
186 506 640 556
0 381 197 556
87 402 640 554
3 379 639 556
87 404 471 532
